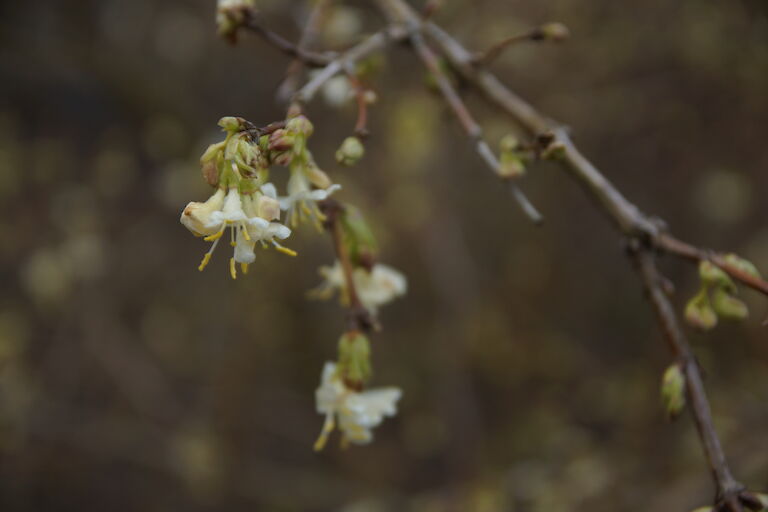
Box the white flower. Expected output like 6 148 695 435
314 362 401 450
310 261 407 313
180 184 296 278
279 170 341 229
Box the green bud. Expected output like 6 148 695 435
711 288 748 321
685 289 718 331
200 141 226 164
499 135 519 152
661 363 686 418
724 253 762 280
341 205 378 267
539 22 570 41
699 261 735 291
336 136 365 166
285 115 314 137
499 152 525 178
337 331 372 385
218 116 243 132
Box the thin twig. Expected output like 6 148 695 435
319 200 376 334
408 30 543 223
631 247 744 511
276 0 332 102
241 9 335 67
345 70 371 138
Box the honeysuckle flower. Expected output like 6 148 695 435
279 168 341 229
180 183 295 279
314 362 401 450
310 261 407 313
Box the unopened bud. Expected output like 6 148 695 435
272 151 293 167
285 115 314 137
268 129 294 152
306 165 332 189
200 141 225 164
661 363 686 418
218 116 244 132
500 135 519 152
699 261 735 291
724 253 762 280
216 0 255 42
256 195 281 221
538 22 570 42
201 160 219 187
711 288 748 321
685 289 718 330
341 205 378 268
363 90 378 104
336 136 365 166
337 331 372 386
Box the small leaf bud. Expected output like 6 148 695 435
724 253 762 280
538 23 570 42
218 116 244 132
337 331 372 386
661 363 686 418
685 289 718 330
285 115 314 137
711 288 748 321
699 261 735 291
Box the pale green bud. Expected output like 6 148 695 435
724 253 762 280
538 23 570 42
337 331 372 385
218 116 243 132
711 288 748 321
285 115 314 137
699 261 735 291
200 141 226 164
661 363 686 418
336 136 365 166
499 135 519 152
685 289 718 331
341 205 378 268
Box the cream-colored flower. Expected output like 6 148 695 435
181 184 295 278
310 261 407 313
279 170 341 229
314 362 401 450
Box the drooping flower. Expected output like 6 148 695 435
310 261 407 313
314 362 401 450
279 166 341 229
180 183 295 278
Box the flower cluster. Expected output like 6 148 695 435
180 116 340 278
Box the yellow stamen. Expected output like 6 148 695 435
229 258 237 280
203 228 225 242
301 203 313 216
313 414 335 452
273 242 298 257
198 253 212 272
241 263 249 274
241 225 251 241
230 241 236 247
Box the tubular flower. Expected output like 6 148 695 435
314 362 401 450
180 184 295 278
279 167 341 229
310 261 407 313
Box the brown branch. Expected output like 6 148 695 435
408 29 543 223
276 0 332 102
241 9 335 67
630 247 745 511
319 199 377 334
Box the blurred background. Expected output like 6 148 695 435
1 0 767 511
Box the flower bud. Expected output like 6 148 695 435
699 261 735 291
216 0 255 42
272 151 293 167
218 116 244 132
661 363 686 419
341 205 378 268
285 115 314 137
500 134 519 152
306 165 333 189
724 253 762 280
256 195 281 221
685 289 717 330
268 129 294 152
337 331 372 386
200 141 225 164
201 160 219 187
711 288 748 321
336 136 365 166
539 22 570 42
